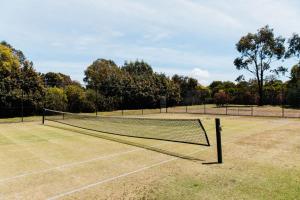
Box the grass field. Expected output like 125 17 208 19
0 113 299 199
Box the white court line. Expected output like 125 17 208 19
0 142 168 184
47 147 210 200
0 117 273 184
48 118 296 199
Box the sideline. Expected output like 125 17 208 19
47 147 209 200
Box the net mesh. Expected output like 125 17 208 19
44 109 210 146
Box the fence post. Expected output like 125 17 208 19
95 85 98 116
215 118 223 164
225 105 228 115
21 89 24 122
42 108 45 125
251 106 254 116
204 103 206 114
281 86 285 118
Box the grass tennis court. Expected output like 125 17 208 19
0 113 299 199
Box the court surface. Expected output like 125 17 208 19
0 114 299 199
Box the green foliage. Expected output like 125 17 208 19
122 60 153 75
84 59 121 87
285 35 300 107
290 64 300 82
172 75 199 104
83 59 180 110
1 41 26 65
0 44 21 91
44 72 78 88
0 44 22 117
45 87 67 111
286 65 300 107
286 33 300 60
234 25 286 106
2 32 300 117
65 85 85 112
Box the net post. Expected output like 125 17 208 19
225 105 228 115
215 118 223 163
251 106 254 116
42 108 45 124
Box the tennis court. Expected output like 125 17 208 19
0 113 299 199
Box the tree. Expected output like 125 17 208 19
209 81 223 96
44 72 78 88
0 44 22 116
0 44 21 90
214 90 230 107
172 75 198 104
286 34 300 61
286 65 300 107
235 81 255 105
122 60 153 75
1 41 26 65
234 25 286 106
65 85 86 112
84 59 124 110
45 87 67 111
20 61 45 115
285 34 300 107
84 59 121 87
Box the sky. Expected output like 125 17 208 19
1 0 300 85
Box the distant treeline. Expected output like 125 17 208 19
1 35 300 117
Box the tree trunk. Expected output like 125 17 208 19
258 85 263 106
257 78 264 106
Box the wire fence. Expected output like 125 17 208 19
1 82 300 123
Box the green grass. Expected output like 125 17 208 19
143 162 300 200
0 115 42 123
0 114 299 199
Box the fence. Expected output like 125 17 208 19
1 83 300 122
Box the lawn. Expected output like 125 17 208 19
0 113 299 199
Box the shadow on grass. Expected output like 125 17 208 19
45 124 206 162
202 162 222 165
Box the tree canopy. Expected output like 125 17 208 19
234 25 286 105
2 25 300 118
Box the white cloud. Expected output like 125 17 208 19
190 68 210 84
191 68 210 78
1 0 300 85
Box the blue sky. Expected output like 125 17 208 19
1 0 300 85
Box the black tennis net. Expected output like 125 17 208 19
43 109 210 146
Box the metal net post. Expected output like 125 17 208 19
215 118 223 164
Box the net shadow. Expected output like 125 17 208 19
45 124 206 162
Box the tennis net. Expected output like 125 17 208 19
43 109 210 146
